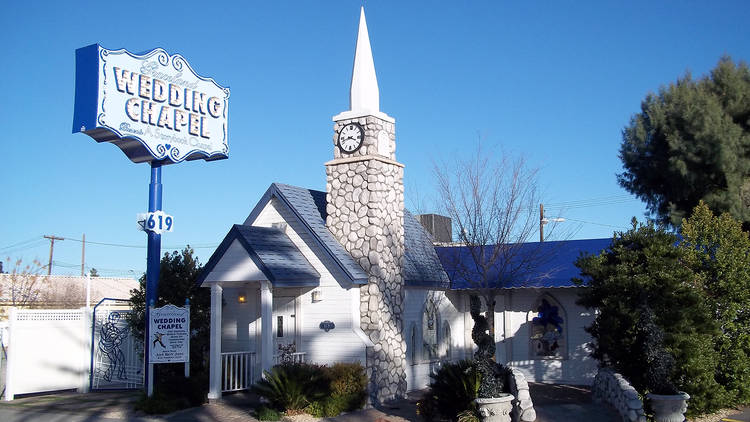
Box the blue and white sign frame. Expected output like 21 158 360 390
73 44 230 164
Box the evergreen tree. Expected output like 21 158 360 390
681 202 750 404
127 246 210 378
574 219 722 414
618 57 750 228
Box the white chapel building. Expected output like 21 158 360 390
199 7 609 402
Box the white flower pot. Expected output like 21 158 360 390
476 394 515 422
647 392 690 422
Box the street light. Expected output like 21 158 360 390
539 203 565 242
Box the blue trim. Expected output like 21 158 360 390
72 44 100 134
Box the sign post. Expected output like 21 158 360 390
73 44 229 397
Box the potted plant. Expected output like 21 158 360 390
638 305 690 422
470 295 514 422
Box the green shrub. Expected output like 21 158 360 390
257 405 282 421
427 360 481 421
134 368 209 414
304 401 325 418
252 363 328 412
252 361 367 416
325 362 368 412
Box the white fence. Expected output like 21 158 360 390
2 304 142 400
4 308 91 400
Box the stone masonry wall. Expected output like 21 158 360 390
326 115 406 403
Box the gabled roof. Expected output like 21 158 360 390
198 224 320 287
244 183 450 288
245 183 369 285
437 238 611 289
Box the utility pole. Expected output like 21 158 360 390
81 233 86 276
540 203 565 242
539 204 544 242
43 235 64 275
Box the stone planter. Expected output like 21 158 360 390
647 392 690 422
476 394 515 422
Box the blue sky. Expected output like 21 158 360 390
1 1 749 278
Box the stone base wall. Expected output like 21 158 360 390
508 368 536 422
326 156 406 403
592 368 645 422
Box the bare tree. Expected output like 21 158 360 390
434 144 561 355
1 257 50 315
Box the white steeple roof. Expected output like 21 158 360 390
333 7 394 123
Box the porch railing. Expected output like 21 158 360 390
221 351 255 392
273 352 307 365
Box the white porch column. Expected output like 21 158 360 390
208 283 223 400
260 281 273 374
502 291 513 363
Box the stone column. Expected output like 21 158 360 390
326 116 406 403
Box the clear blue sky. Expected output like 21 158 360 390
2 1 749 278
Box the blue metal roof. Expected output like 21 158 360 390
437 238 611 289
197 224 320 287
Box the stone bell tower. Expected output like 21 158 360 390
325 7 406 403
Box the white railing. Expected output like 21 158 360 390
273 352 307 365
221 351 255 392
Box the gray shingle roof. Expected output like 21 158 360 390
272 184 449 289
197 224 319 287
272 183 369 284
234 225 320 283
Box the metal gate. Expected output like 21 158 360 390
90 298 143 390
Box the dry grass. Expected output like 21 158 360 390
688 407 742 422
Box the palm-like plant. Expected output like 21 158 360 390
252 363 327 412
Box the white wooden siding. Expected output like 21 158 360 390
403 288 465 391
204 240 266 283
244 198 366 366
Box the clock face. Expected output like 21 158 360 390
338 123 364 153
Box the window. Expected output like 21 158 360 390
409 322 417 364
422 297 439 361
442 321 452 359
530 296 566 359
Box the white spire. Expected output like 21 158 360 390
350 6 379 113
334 6 393 123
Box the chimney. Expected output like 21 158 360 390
417 214 452 243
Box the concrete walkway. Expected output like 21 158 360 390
0 383 621 422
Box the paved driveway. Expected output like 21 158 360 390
0 383 623 422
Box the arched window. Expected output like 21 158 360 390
442 321 452 359
422 297 439 361
409 322 417 364
529 295 566 359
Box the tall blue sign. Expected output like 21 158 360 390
73 44 230 396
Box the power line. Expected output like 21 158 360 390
0 236 44 251
62 236 218 249
562 217 630 230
